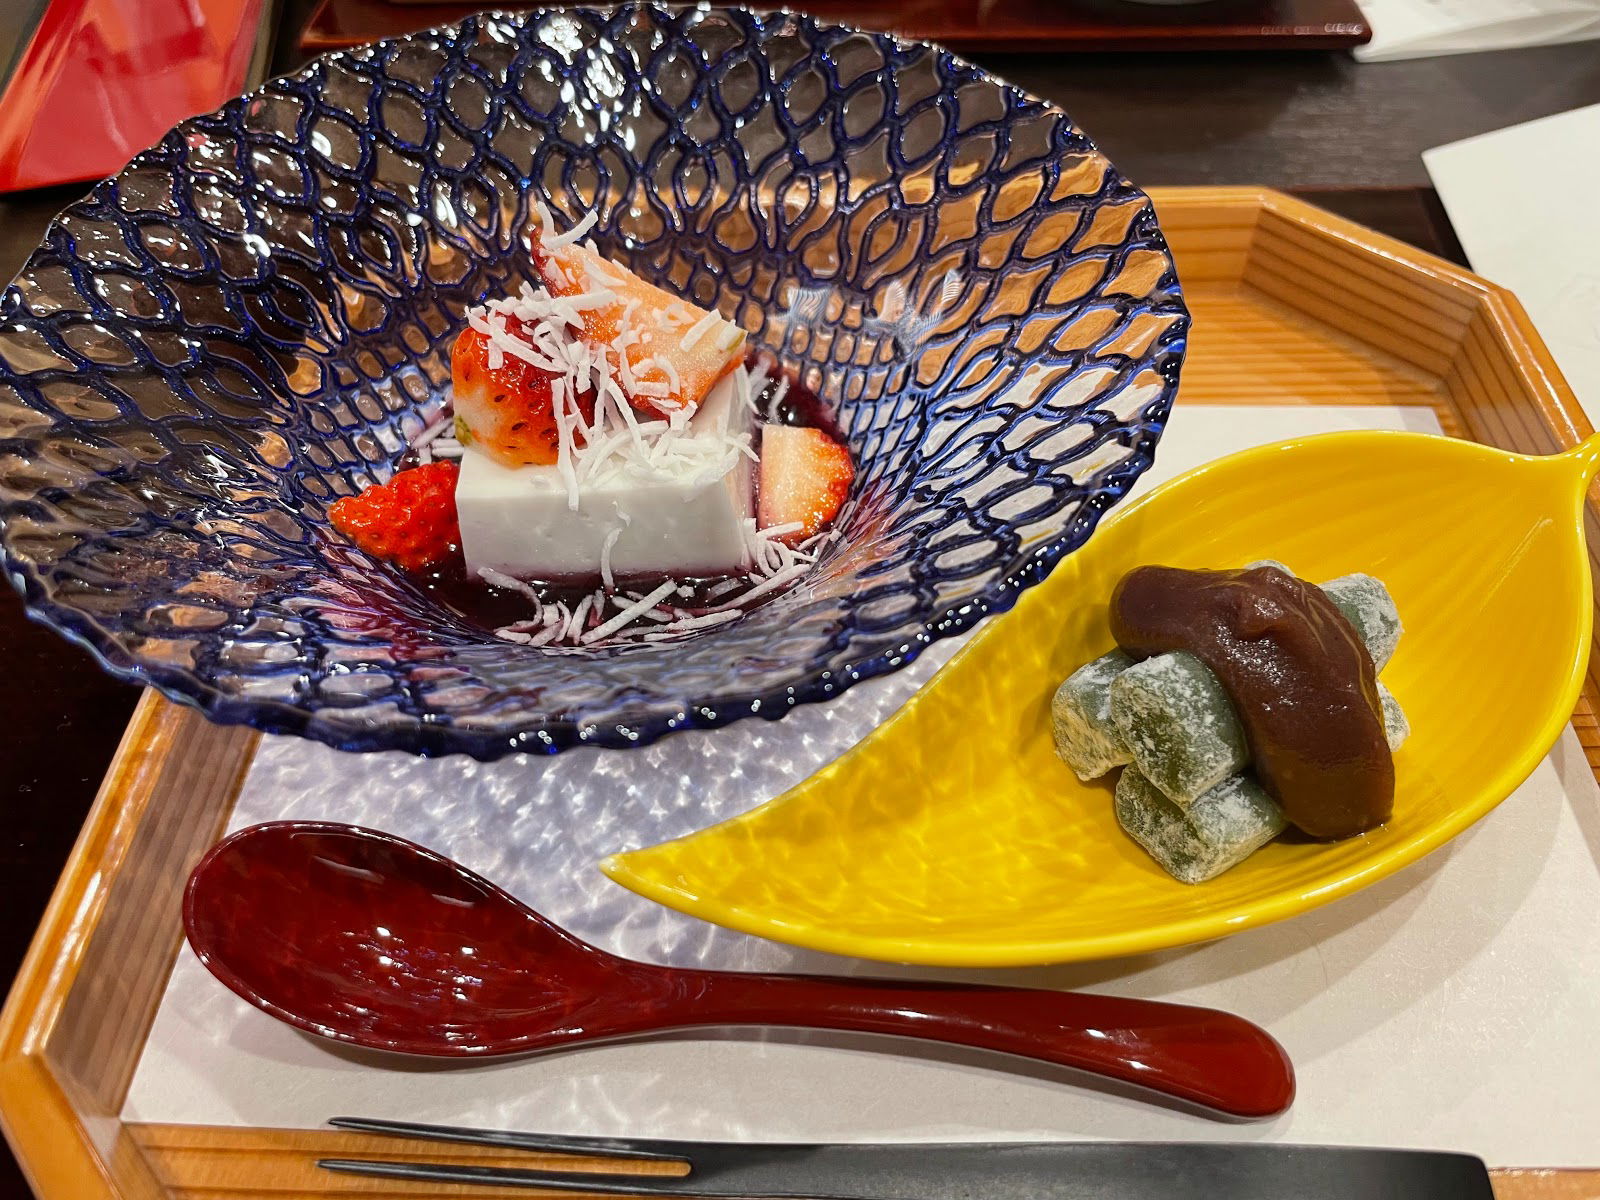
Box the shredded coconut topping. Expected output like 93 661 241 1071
479 516 827 648
678 309 720 351
599 527 622 590
543 206 598 248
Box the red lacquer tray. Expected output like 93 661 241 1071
301 0 1371 54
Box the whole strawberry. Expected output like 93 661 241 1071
329 461 460 571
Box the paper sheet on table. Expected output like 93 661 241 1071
1424 103 1600 424
125 404 1600 1167
1355 0 1600 60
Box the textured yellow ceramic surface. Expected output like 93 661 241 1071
603 431 1600 966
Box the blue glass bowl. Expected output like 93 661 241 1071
0 6 1186 759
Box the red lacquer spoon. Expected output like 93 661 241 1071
182 822 1294 1118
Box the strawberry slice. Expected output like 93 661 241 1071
330 461 461 572
531 230 745 418
757 425 854 544
451 320 596 469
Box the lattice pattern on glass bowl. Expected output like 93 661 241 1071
0 5 1187 758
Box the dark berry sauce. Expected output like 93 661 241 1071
748 352 842 440
414 552 764 636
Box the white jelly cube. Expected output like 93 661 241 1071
456 373 754 581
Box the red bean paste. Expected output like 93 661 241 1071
1110 565 1393 839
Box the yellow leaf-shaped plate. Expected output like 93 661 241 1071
603 431 1600 966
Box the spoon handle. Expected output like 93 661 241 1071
672 971 1293 1118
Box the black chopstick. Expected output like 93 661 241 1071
318 1118 1498 1200
328 1114 690 1163
317 1157 718 1196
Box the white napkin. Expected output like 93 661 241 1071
1355 0 1600 61
1423 103 1600 424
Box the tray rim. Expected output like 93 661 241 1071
0 694 257 1200
299 0 1374 54
3 184 1598 1200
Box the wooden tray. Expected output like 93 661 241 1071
299 0 1372 54
1 187 1595 1199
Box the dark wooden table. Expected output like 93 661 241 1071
2 7 1599 1195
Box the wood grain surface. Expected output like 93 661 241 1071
0 696 257 1200
988 43 1600 190
2 187 1597 1199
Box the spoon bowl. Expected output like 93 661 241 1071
184 821 1295 1117
603 431 1600 966
184 822 634 1055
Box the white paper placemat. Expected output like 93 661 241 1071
1424 104 1600 425
1355 0 1600 62
124 403 1600 1165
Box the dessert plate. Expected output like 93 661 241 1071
604 430 1600 965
